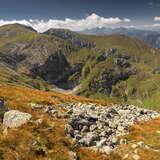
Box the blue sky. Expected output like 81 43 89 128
0 0 159 31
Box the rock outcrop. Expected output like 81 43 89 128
44 28 95 49
86 49 137 95
3 110 32 128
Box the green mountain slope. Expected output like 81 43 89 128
0 24 94 90
0 24 160 160
67 35 160 109
0 24 160 109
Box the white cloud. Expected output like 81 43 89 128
0 13 131 32
153 23 160 27
124 18 131 22
143 23 160 28
154 16 160 21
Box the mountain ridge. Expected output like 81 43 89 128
0 23 160 160
80 27 160 48
0 23 160 108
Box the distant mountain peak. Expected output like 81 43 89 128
80 27 160 48
0 23 37 33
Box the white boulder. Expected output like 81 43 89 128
3 110 32 128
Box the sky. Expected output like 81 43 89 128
0 0 159 32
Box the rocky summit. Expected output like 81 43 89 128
64 103 160 154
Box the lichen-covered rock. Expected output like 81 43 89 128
3 110 32 128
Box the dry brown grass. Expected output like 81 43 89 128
0 84 159 160
117 119 160 160
0 84 113 110
0 84 113 160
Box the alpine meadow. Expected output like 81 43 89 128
0 0 160 160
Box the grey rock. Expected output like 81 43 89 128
30 103 44 109
96 138 107 148
79 132 98 146
119 139 128 145
64 102 160 154
3 110 32 128
69 151 78 160
103 146 113 154
89 125 97 131
81 126 89 132
112 137 118 144
137 141 145 148
43 106 54 113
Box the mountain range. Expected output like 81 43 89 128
0 23 160 160
80 27 160 48
0 23 160 108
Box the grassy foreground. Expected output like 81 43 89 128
0 84 159 160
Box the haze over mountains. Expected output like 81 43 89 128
81 27 160 48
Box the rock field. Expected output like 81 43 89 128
64 103 160 154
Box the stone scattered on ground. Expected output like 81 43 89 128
69 151 78 160
64 103 160 154
132 154 140 160
29 102 160 155
34 118 43 126
30 103 67 119
123 154 129 159
3 110 32 128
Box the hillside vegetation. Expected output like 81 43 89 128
0 24 160 109
0 84 159 160
68 35 160 109
0 24 160 159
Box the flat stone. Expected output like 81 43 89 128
96 138 107 148
131 144 138 149
3 110 32 128
132 154 140 160
103 146 113 154
137 141 145 147
123 154 129 159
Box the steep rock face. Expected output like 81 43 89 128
66 63 83 89
31 51 71 84
89 67 136 95
0 24 77 88
44 28 95 49
78 48 136 96
1 38 62 72
0 24 91 89
0 52 27 69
